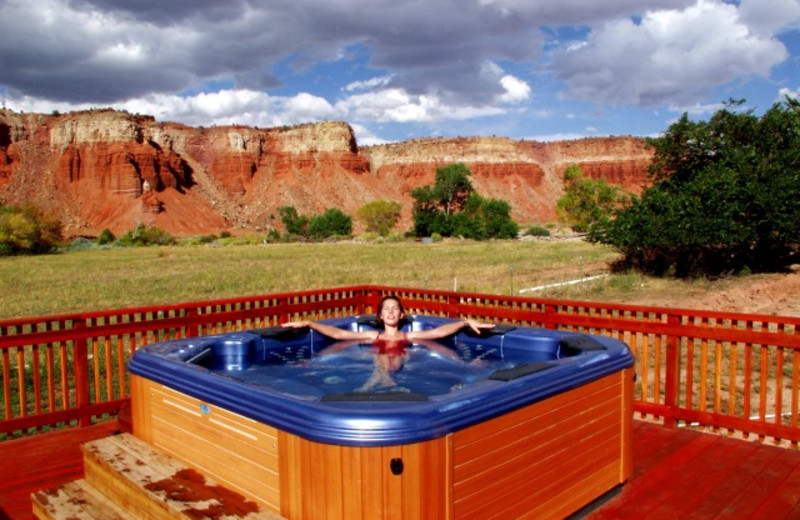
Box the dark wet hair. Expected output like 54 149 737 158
377 295 405 315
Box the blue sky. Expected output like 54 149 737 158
1 0 799 145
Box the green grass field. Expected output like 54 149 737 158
0 238 716 320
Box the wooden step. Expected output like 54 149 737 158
32 433 283 520
32 480 133 520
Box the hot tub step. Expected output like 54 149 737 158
32 432 284 520
32 479 133 520
80 433 284 520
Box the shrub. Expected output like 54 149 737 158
357 200 402 237
265 228 281 242
97 228 116 245
478 197 519 239
64 237 95 251
117 223 176 246
309 208 352 239
526 225 551 237
196 234 218 244
0 204 63 255
557 165 627 233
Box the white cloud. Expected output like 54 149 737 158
335 88 505 124
739 0 800 35
527 132 592 142
778 86 800 101
93 42 146 64
554 0 790 106
349 123 391 146
498 75 532 103
343 76 394 92
1 0 798 142
668 101 725 117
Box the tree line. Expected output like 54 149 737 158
563 97 800 277
4 97 798 280
0 162 521 254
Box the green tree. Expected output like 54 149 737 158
357 200 402 236
479 197 519 239
0 204 63 255
412 163 476 236
309 208 352 239
278 205 309 237
411 163 519 239
557 165 626 233
411 185 444 237
592 97 800 277
432 163 474 216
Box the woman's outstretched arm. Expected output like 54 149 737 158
282 320 377 341
407 319 494 341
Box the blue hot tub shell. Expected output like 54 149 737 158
128 315 634 447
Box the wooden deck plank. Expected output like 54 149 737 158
3 419 800 519
748 461 800 520
641 435 770 519
710 446 800 519
680 439 787 519
583 422 800 520
583 424 720 519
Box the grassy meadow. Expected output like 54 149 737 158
0 238 711 320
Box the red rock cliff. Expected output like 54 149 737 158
0 108 652 236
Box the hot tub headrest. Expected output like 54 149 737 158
249 326 308 339
321 391 429 402
559 334 607 354
355 314 412 329
489 362 556 381
461 323 517 337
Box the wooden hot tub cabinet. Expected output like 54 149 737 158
131 366 633 520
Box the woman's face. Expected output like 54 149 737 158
379 298 404 326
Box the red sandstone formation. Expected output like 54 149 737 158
0 108 653 237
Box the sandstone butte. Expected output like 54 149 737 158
0 108 654 237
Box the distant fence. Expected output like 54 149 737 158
1 285 799 447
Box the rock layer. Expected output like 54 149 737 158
0 109 652 236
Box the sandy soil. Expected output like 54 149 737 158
628 270 800 317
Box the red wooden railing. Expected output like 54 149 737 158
2 285 799 447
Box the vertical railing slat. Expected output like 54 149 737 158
1 348 10 420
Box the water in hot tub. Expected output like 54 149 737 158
213 340 557 398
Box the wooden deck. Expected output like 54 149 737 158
2 420 800 520
0 421 121 520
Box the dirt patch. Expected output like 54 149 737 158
628 271 800 317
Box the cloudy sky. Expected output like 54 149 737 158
1 0 799 144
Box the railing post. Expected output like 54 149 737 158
72 320 91 428
183 308 199 338
663 313 681 428
542 303 558 330
362 288 381 315
444 294 455 319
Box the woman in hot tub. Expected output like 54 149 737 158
281 294 494 343
282 295 494 391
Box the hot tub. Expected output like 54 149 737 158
129 315 635 519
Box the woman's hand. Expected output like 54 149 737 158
281 320 377 341
281 321 310 329
464 320 495 334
